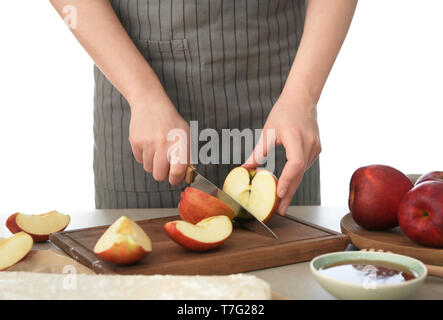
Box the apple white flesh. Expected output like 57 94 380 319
6 210 71 242
0 232 33 271
164 216 233 251
223 167 251 208
94 216 152 264
223 167 278 223
176 216 232 242
15 211 70 235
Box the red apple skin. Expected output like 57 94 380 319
5 213 21 234
178 187 235 224
96 242 150 265
163 222 227 252
398 181 443 247
415 171 443 186
5 213 68 242
349 165 413 230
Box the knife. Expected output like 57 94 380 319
184 165 279 239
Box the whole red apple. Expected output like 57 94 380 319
415 171 443 186
349 164 413 230
398 181 443 247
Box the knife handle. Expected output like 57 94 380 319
185 164 197 184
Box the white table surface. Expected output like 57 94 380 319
3 206 443 299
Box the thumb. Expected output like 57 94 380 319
243 128 276 169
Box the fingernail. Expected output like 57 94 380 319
278 188 287 198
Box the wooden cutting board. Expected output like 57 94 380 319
341 213 443 265
49 214 349 275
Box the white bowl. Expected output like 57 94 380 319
310 251 427 300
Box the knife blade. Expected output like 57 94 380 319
184 165 278 239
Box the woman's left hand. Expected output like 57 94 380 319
244 93 322 216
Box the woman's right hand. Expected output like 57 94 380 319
129 91 190 186
49 0 191 186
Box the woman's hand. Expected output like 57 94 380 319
49 0 191 186
244 93 322 216
129 91 189 186
242 0 356 215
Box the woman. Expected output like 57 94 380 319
50 0 357 214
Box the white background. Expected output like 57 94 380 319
0 1 442 226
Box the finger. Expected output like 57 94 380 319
306 137 322 169
277 159 305 215
277 131 306 198
307 153 319 170
244 127 276 169
276 131 306 215
142 148 155 173
166 130 189 185
152 146 170 182
131 144 143 164
169 163 188 186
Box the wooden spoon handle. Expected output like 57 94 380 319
425 264 443 278
360 249 443 279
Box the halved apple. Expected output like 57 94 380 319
93 216 152 265
164 216 232 252
178 187 236 224
0 232 34 271
6 210 71 242
223 167 279 223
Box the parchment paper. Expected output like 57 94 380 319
8 249 96 275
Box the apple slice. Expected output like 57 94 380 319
223 167 279 223
6 210 71 242
164 216 232 252
0 232 34 271
178 187 236 224
94 216 152 265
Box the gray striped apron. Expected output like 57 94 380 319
93 0 320 209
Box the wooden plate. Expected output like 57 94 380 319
341 213 443 266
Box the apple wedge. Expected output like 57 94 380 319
0 232 33 271
178 187 236 224
6 210 70 242
94 216 152 265
223 167 279 223
164 216 232 252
